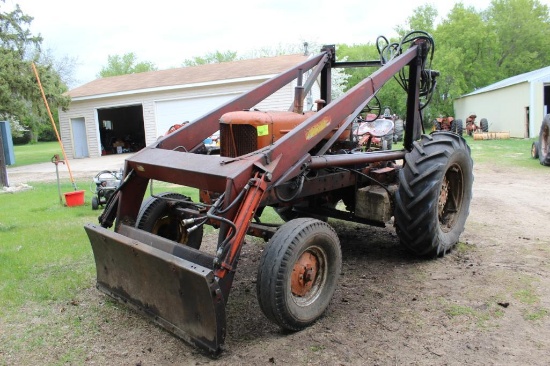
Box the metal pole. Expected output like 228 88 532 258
52 154 65 204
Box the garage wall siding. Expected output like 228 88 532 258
530 81 545 137
59 105 97 158
60 78 307 158
454 82 531 138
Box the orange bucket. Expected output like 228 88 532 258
64 190 85 207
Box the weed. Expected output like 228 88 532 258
310 344 325 352
455 241 476 253
513 289 539 305
446 304 476 317
524 308 549 321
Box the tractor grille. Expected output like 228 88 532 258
220 124 258 157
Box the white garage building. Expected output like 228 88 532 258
453 66 550 138
59 54 314 158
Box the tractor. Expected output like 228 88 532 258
85 31 473 356
434 115 463 136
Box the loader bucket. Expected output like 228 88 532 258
84 223 226 356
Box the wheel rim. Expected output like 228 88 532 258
438 163 464 233
152 216 188 244
291 246 327 306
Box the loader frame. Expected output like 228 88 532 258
86 35 438 356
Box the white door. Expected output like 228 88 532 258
71 117 89 158
155 94 238 137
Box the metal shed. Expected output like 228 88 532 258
454 66 550 138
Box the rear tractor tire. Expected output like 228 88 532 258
451 119 463 136
394 132 473 257
538 114 550 166
256 218 342 330
136 192 203 249
480 118 489 132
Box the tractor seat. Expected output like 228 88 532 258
356 118 394 137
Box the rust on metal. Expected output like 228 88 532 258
87 37 434 356
85 223 226 356
291 251 319 297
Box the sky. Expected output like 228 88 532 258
3 0 533 88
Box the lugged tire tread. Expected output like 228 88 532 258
394 132 473 257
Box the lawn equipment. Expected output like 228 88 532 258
85 31 473 356
90 170 123 210
465 114 479 135
434 116 463 136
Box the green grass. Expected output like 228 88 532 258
0 180 97 316
513 288 540 305
0 179 280 318
383 135 541 169
465 136 541 168
11 141 63 167
524 308 549 321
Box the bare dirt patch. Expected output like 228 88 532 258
2 159 550 365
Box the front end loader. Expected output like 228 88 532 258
85 31 473 356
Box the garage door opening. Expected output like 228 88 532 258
97 105 145 155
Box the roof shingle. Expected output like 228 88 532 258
69 54 308 99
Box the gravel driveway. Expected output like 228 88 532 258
5 153 130 186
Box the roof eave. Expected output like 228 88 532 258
70 74 277 102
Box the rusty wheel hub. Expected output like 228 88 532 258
438 177 449 217
291 251 319 297
438 164 464 233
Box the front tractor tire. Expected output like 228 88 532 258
394 132 473 257
136 192 203 249
256 218 342 331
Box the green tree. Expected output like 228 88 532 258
396 4 438 36
182 50 238 66
430 0 550 117
337 0 550 123
0 2 70 143
486 0 550 78
431 4 489 116
98 52 157 77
